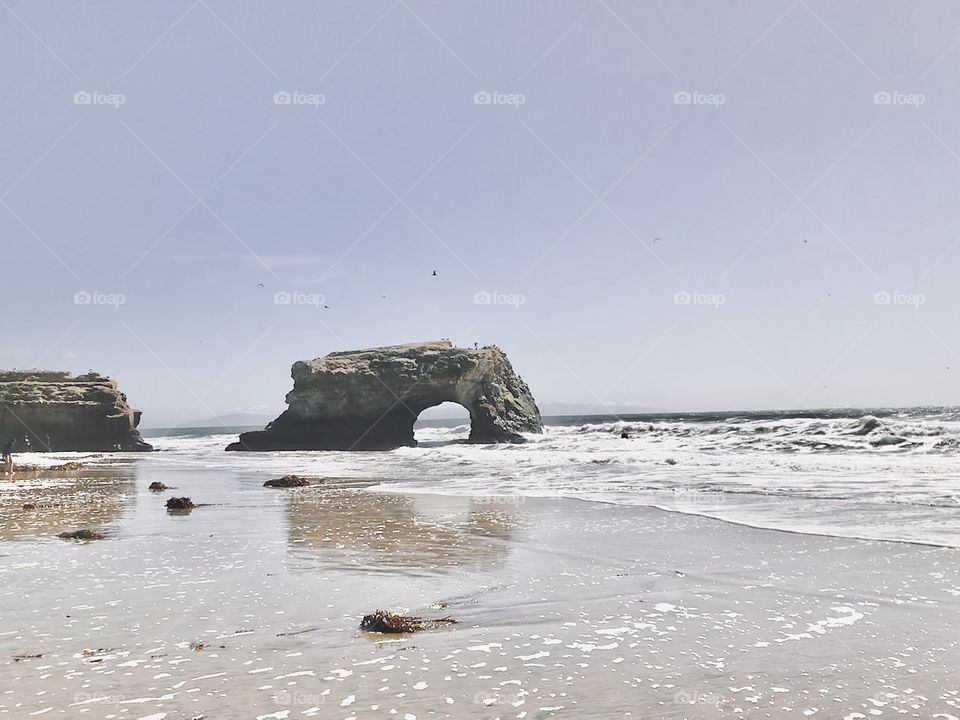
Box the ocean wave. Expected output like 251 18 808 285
144 407 960 547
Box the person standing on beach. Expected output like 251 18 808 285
2 439 13 476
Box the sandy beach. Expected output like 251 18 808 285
2 455 959 720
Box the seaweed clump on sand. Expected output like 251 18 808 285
148 482 170 491
13 462 85 476
58 529 105 541
13 653 43 662
263 475 312 488
359 610 457 634
165 497 195 510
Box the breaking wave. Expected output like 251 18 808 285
145 407 960 547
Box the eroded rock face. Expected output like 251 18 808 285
0 370 152 452
226 341 542 451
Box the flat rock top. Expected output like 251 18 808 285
0 371 125 405
307 341 497 373
0 371 112 385
327 340 458 357
290 342 515 391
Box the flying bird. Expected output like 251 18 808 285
432 270 437 276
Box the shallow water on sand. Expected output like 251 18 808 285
1 453 959 719
140 410 960 548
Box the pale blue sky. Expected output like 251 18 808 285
3 1 960 426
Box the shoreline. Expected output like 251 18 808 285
4 449 959 550
369 480 960 551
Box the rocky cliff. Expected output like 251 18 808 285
0 370 152 451
226 341 542 451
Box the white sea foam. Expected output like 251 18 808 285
134 409 960 546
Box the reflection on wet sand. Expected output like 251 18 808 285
285 481 518 572
0 469 135 541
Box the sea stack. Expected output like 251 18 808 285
0 370 152 451
226 341 542 451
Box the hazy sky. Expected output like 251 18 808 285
4 1 960 427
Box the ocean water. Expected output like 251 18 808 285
4 410 960 718
136 408 960 548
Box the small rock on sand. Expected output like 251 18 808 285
165 497 195 510
148 482 170 491
263 475 313 488
58 529 105 541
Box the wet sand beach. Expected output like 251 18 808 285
1 458 959 719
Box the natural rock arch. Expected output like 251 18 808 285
226 341 542 451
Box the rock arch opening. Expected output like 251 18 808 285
414 402 471 445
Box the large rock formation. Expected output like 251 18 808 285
0 370 152 451
226 341 542 451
